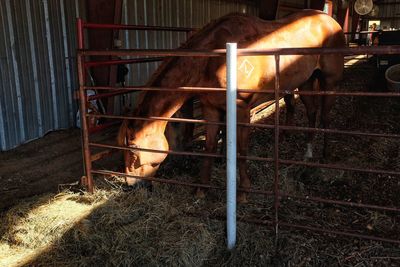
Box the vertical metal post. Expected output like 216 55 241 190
226 43 237 250
273 55 281 243
77 19 94 193
77 18 84 50
77 53 94 194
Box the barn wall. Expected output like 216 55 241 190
0 0 257 151
376 1 400 29
0 0 85 151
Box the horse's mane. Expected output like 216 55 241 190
125 13 254 121
146 12 254 86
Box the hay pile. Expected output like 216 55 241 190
1 179 399 266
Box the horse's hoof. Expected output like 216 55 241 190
304 143 313 159
237 193 248 204
195 188 206 199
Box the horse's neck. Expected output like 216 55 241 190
136 91 190 134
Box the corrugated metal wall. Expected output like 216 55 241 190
0 0 257 151
377 1 400 29
0 0 84 151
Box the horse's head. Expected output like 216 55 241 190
118 121 169 185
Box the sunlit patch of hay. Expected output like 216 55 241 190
0 191 108 267
0 186 218 266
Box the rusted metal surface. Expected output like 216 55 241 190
84 22 195 32
79 45 400 57
84 57 164 67
83 85 400 97
77 54 94 194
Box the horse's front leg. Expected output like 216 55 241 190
196 106 220 199
237 108 251 203
299 77 318 159
321 92 336 159
281 94 296 141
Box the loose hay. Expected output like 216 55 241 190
1 183 399 266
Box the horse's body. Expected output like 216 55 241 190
118 10 345 202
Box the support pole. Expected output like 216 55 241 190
273 55 281 244
77 18 94 193
78 53 94 193
226 43 237 250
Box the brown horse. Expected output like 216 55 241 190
117 10 345 202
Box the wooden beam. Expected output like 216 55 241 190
259 0 280 20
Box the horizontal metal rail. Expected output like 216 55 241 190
88 121 120 134
82 85 400 97
90 143 400 177
90 142 224 159
92 169 400 213
78 45 400 57
242 218 400 245
87 90 133 101
186 213 400 244
85 57 164 67
87 114 400 139
83 22 195 32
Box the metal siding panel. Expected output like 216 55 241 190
5 0 25 142
0 3 9 149
1 1 19 150
60 0 74 126
16 0 38 141
26 0 44 137
49 0 69 129
0 0 81 150
43 0 59 129
34 0 53 134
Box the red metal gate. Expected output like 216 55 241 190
76 19 400 245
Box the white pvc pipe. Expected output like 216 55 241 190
226 43 237 250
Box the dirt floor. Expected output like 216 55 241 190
1 58 400 266
0 129 84 210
